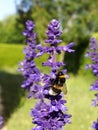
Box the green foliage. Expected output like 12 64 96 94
32 6 52 43
92 32 98 40
1 0 98 44
0 15 24 43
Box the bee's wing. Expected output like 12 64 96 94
62 84 67 95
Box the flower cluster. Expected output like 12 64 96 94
85 37 98 130
19 20 43 99
85 37 98 106
0 116 3 129
92 119 98 130
19 19 74 130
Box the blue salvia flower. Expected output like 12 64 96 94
85 37 98 130
0 116 3 129
92 119 98 130
19 20 43 99
20 19 74 130
85 37 98 106
32 19 74 130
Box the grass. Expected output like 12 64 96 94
0 43 24 69
0 43 97 130
65 74 97 130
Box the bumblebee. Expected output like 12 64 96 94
49 71 67 96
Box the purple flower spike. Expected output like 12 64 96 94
0 116 3 129
19 19 74 130
85 37 98 129
92 119 98 130
90 80 98 91
45 19 62 46
19 20 42 92
92 94 98 107
26 20 35 31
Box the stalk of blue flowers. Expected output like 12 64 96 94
92 119 98 130
85 37 98 107
18 20 43 99
31 19 74 130
20 19 74 130
85 37 98 130
0 116 3 129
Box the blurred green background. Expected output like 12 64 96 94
0 0 98 130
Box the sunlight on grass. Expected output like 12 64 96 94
65 75 97 130
0 43 24 69
0 43 50 73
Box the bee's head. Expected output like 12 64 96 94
57 71 64 76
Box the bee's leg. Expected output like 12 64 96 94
52 87 61 95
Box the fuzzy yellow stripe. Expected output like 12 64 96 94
59 75 65 78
